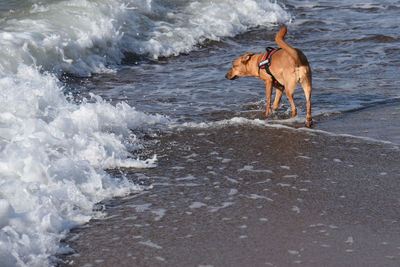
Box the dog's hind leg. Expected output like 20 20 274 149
284 79 297 118
301 78 313 127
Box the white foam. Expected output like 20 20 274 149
345 236 354 245
173 116 303 131
228 188 239 196
292 206 301 214
138 240 163 249
122 0 291 59
176 174 196 181
129 203 152 212
0 0 126 76
208 202 234 213
283 174 299 179
155 256 166 262
151 208 166 221
288 250 300 255
176 116 400 148
221 158 232 163
248 194 274 202
303 128 399 146
238 165 273 174
0 66 167 266
225 176 240 184
189 202 207 209
0 0 291 76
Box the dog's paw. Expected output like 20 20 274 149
305 118 313 128
265 108 273 118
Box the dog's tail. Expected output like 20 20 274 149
275 26 300 64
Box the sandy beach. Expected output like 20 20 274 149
60 103 400 266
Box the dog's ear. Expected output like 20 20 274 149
241 53 255 64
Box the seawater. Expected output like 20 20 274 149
77 0 400 125
0 0 291 266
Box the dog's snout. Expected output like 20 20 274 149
225 71 238 80
225 70 232 79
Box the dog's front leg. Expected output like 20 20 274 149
273 89 283 110
265 80 273 117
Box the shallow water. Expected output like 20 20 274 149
0 0 399 266
74 0 400 125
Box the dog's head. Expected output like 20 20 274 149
225 53 255 80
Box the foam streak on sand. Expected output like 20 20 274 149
176 116 400 147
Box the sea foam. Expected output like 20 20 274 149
0 0 125 76
0 0 291 76
121 0 291 58
0 67 167 266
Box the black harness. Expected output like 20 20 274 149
258 47 284 89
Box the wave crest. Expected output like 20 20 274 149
0 66 167 266
0 0 291 75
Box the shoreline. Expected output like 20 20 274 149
317 101 400 145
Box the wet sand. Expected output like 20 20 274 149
318 102 400 145
59 105 400 267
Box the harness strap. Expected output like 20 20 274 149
258 47 284 89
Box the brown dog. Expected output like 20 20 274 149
226 26 313 127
